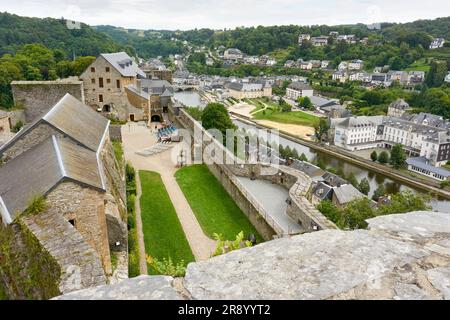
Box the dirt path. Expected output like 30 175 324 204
256 120 315 140
121 122 216 262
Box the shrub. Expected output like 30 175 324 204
378 151 389 164
23 196 46 216
370 151 378 162
212 231 253 257
146 255 186 277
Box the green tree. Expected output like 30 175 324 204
378 190 431 215
358 178 370 195
370 150 378 162
426 61 448 88
372 184 386 201
346 172 359 188
389 144 406 169
299 153 308 162
314 118 330 142
378 151 390 164
201 103 236 140
298 96 314 110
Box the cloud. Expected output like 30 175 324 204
1 0 449 30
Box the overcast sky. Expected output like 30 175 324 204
1 0 449 30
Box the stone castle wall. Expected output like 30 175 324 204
175 108 336 236
55 211 450 300
11 81 84 123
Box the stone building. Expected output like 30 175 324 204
387 99 411 118
126 79 174 123
227 82 272 100
80 52 146 122
0 94 126 297
11 79 84 123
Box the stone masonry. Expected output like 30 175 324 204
11 80 84 123
54 211 450 300
22 210 106 294
44 181 112 275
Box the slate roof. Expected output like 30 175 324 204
140 79 174 96
0 94 110 154
0 136 104 224
288 82 312 91
333 184 365 205
312 182 333 201
101 52 146 78
406 157 450 177
227 83 264 92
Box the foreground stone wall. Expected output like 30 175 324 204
22 211 107 295
0 216 61 300
11 80 84 123
55 211 450 300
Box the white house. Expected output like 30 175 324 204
311 37 328 46
348 59 364 70
331 116 384 151
286 82 314 100
299 61 313 70
445 72 450 83
321 60 330 69
332 71 348 83
298 34 311 45
429 38 445 49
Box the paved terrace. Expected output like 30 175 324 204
236 176 302 234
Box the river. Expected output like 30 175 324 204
174 91 450 212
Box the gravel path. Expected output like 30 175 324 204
121 122 216 263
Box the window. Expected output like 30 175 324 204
91 78 95 84
91 67 95 72
0 126 3 132
99 77 104 88
116 79 121 89
106 67 110 72
107 79 111 84
99 94 103 103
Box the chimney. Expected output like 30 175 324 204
136 79 141 93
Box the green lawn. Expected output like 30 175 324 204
403 59 431 72
254 108 320 127
139 171 195 273
175 165 263 242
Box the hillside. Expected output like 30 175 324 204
0 12 122 57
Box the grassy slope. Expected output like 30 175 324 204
139 171 195 272
175 165 263 242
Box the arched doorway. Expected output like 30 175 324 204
151 115 161 122
103 105 111 113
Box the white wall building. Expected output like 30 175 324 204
286 82 314 100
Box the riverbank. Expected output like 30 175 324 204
232 115 450 201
